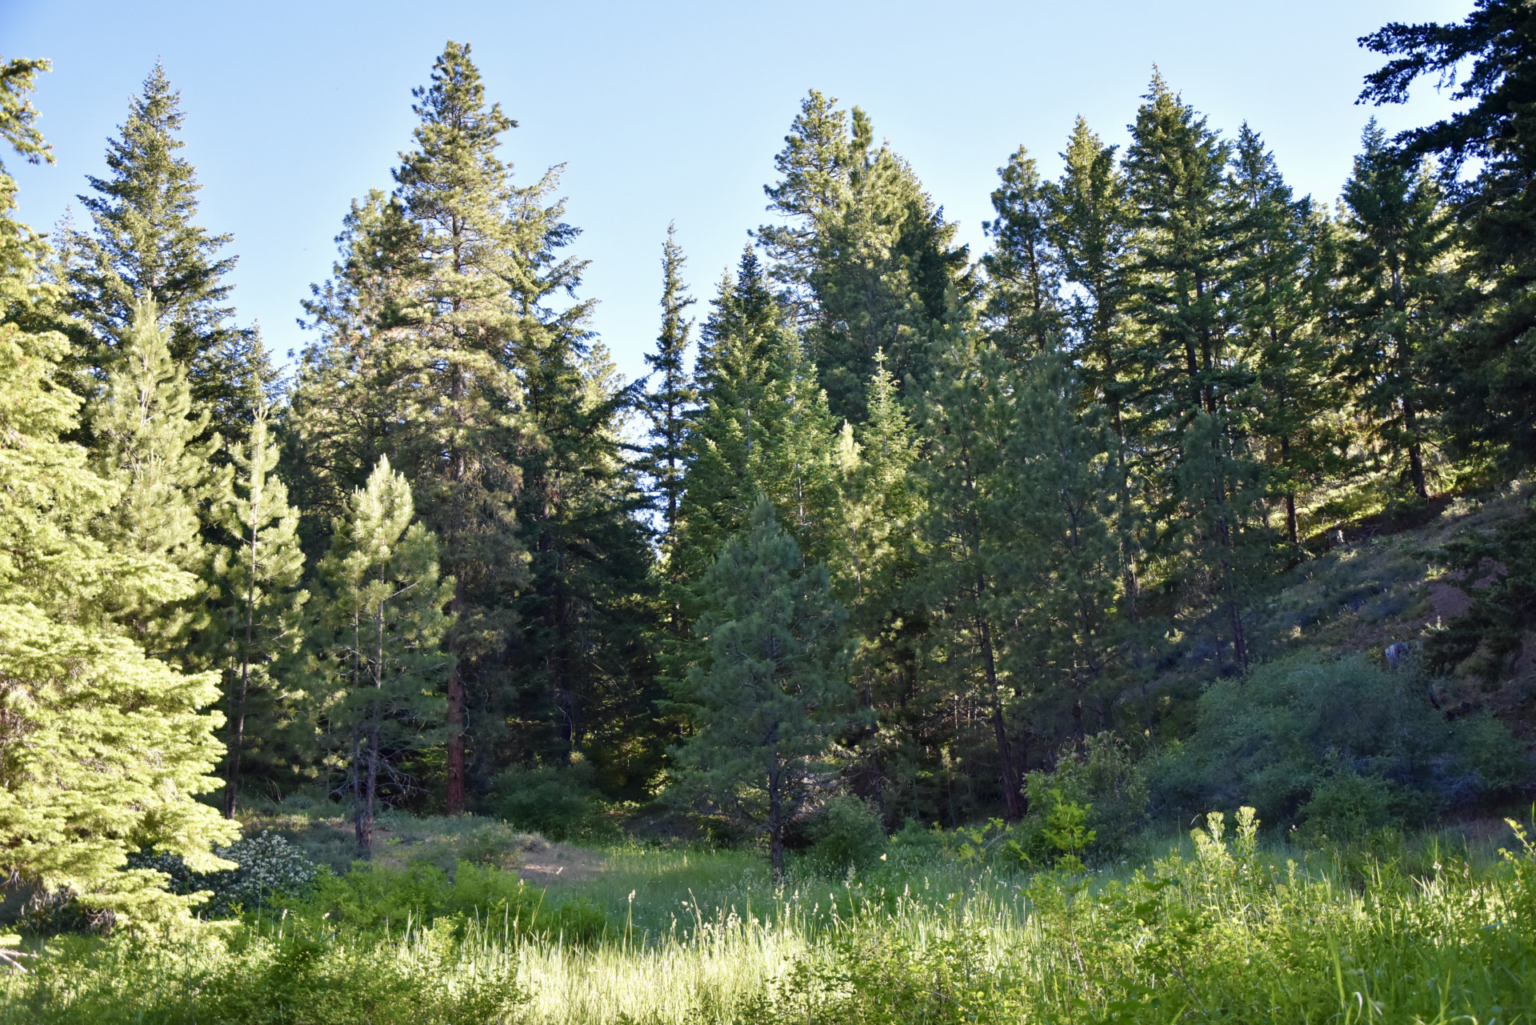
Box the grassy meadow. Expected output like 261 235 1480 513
7 807 1536 1025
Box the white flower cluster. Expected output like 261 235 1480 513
129 831 319 916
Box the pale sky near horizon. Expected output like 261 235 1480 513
3 0 1473 388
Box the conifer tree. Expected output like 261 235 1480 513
1360 0 1536 467
1228 125 1339 543
981 146 1061 356
66 62 273 436
308 457 453 857
915 326 1027 819
673 498 849 878
297 43 532 812
1124 73 1265 669
1040 118 1151 631
1337 120 1456 502
0 63 237 922
205 406 309 817
675 248 786 582
1047 118 1132 430
641 223 697 593
761 91 966 421
993 352 1126 741
88 299 224 651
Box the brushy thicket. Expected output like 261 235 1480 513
10 812 1536 1023
1150 653 1523 838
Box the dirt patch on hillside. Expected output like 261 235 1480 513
515 842 605 887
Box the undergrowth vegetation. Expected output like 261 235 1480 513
8 809 1536 1023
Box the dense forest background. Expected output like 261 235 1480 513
4 0 1536 915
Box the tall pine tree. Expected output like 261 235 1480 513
307 457 453 856
65 62 273 438
673 498 849 878
0 61 238 923
205 406 309 817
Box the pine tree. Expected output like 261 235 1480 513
1337 120 1456 502
1360 0 1536 468
673 497 849 878
1124 72 1265 669
0 62 238 923
1228 125 1339 544
1047 118 1132 430
65 62 273 438
761 91 967 422
87 299 225 651
992 352 1126 742
296 43 533 812
1045 118 1144 623
837 352 927 813
205 405 309 817
914 325 1027 820
675 248 786 582
641 223 697 596
981 146 1061 356
307 457 453 857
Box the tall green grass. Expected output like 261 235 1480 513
7 813 1536 1023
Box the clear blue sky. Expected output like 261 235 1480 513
3 0 1470 386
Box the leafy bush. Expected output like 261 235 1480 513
119 831 318 920
1151 652 1524 829
490 762 614 842
1012 732 1149 864
804 796 887 876
1298 769 1411 843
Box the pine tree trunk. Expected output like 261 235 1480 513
222 666 248 819
767 764 785 882
357 725 379 858
446 576 467 814
980 618 1024 820
1404 399 1429 500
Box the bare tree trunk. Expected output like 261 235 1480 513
981 618 1024 820
446 576 467 814
356 726 379 858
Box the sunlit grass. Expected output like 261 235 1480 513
8 816 1536 1023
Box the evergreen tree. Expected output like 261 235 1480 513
761 91 967 421
1360 0 1536 468
65 62 273 437
641 223 697 596
1336 120 1456 502
1228 124 1340 544
1124 73 1265 669
981 145 1061 356
992 353 1127 742
204 405 309 817
673 498 850 878
675 248 786 582
1047 118 1132 431
1045 118 1145 623
307 457 453 857
0 63 238 922
915 326 1027 820
837 352 928 815
87 299 224 651
296 43 532 812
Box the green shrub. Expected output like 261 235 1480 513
1151 652 1524 830
804 796 887 876
490 762 614 842
1298 769 1412 843
1014 732 1148 864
